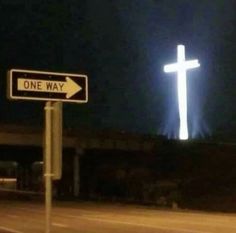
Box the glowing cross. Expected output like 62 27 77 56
164 45 200 140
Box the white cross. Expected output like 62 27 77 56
164 45 200 140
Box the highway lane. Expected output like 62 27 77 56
0 200 236 233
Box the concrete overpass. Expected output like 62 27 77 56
0 124 164 197
0 124 161 151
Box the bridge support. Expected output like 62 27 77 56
17 161 33 190
73 148 83 197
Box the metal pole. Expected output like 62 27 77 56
52 102 63 180
44 101 53 233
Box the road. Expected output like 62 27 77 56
0 200 236 233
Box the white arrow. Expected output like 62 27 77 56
17 76 82 99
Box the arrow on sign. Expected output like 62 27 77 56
17 76 82 98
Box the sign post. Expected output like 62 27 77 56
44 101 53 233
52 102 63 180
7 69 88 233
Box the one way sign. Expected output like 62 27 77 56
7 69 88 103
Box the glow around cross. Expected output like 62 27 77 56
164 45 200 140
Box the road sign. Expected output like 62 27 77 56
8 69 88 103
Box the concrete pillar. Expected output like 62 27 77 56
16 163 24 190
73 148 83 197
17 162 33 190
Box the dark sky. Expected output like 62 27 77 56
0 0 235 140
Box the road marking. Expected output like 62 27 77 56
14 207 44 214
141 215 236 229
65 214 212 233
0 226 23 233
63 212 236 230
6 214 19 218
52 223 68 228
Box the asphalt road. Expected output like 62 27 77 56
0 200 236 233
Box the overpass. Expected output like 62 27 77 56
0 124 164 197
0 124 162 150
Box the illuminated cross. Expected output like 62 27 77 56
164 45 200 140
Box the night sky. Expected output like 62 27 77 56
0 0 235 140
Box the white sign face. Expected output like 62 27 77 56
8 69 88 103
164 45 200 140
